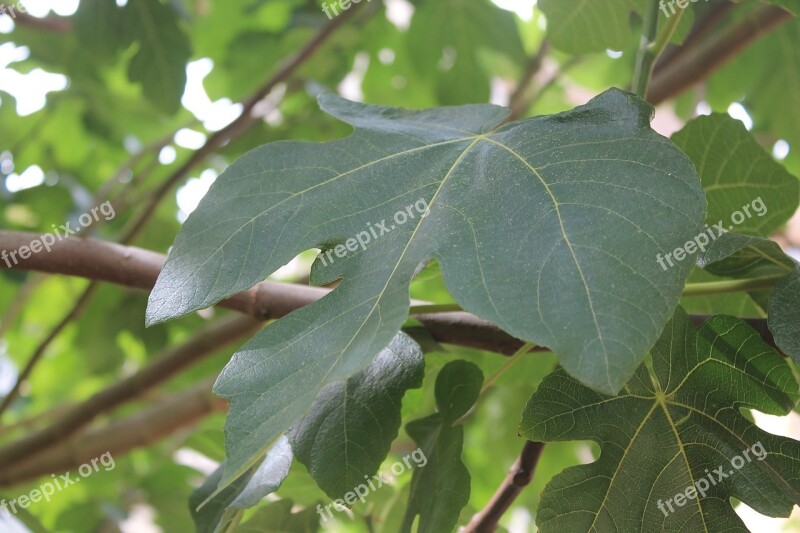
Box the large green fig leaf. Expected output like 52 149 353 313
288 333 424 500
147 89 704 491
521 307 800 532
402 360 482 533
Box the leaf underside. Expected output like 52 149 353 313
288 332 424 500
521 307 800 532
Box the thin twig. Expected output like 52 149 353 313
0 378 226 487
0 284 98 418
119 3 368 244
0 314 261 467
507 40 550 122
525 55 583 111
464 440 545 532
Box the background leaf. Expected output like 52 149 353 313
671 114 799 236
401 360 482 533
121 0 192 114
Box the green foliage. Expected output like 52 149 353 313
698 233 800 361
148 89 705 402
402 360 481 532
235 499 319 532
539 0 640 53
672 114 800 235
2 0 800 531
407 0 525 103
289 333 424 500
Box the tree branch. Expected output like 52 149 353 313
0 314 261 468
654 1 736 73
507 40 550 122
464 441 545 532
0 231 778 352
0 231 531 353
0 8 365 418
119 3 367 244
0 378 225 487
3 10 71 32
648 5 792 104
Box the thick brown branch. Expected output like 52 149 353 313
507 40 550 122
0 231 777 353
0 231 528 353
0 378 225 486
0 314 261 467
654 1 736 73
3 10 71 32
464 441 545 532
648 5 792 104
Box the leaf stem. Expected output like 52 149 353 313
682 275 786 297
480 342 536 395
632 0 684 98
410 275 786 315
409 303 463 314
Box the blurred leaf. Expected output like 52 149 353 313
120 0 192 114
539 0 638 53
402 360 482 533
407 0 525 103
74 0 124 63
672 113 799 236
235 499 319 532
